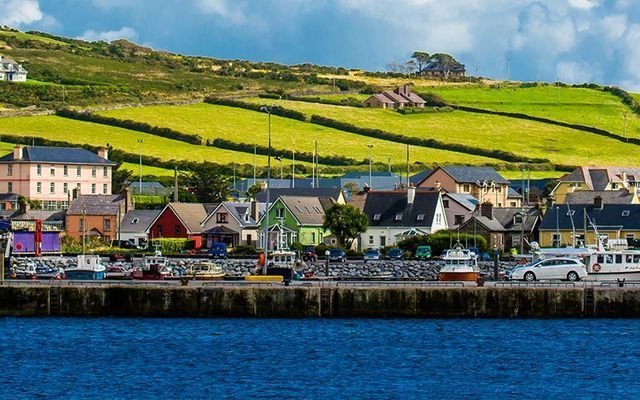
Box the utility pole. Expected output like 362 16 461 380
311 140 316 188
387 157 391 173
367 144 373 189
406 144 410 189
253 145 257 182
314 139 319 188
137 139 143 194
556 78 560 104
173 165 178 202
259 105 275 273
291 148 295 189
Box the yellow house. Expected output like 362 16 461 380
551 166 640 204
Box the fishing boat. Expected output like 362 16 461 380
132 250 169 280
188 260 226 280
106 265 132 280
65 255 106 280
439 244 479 281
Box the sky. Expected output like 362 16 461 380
2 0 640 89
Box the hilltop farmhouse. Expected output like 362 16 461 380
0 56 28 82
362 84 425 109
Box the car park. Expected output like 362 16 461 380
509 257 587 281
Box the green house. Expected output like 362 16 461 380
258 195 331 249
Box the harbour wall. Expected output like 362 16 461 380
3 285 640 318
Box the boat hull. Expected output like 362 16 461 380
586 271 640 281
439 271 478 281
192 273 226 280
65 270 106 280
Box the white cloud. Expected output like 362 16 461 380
0 0 43 26
197 0 247 25
78 27 139 42
556 61 593 83
567 0 600 10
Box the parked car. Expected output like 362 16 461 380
386 247 404 260
415 245 432 260
364 248 381 262
208 243 228 259
328 248 347 262
509 258 587 281
302 246 318 262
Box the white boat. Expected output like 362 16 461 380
536 246 640 281
439 245 479 281
133 250 170 280
188 260 225 280
65 255 106 280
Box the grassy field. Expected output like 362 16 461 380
0 30 68 46
98 103 500 166
119 162 174 176
243 98 640 167
0 115 278 166
500 170 566 180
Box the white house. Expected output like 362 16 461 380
119 209 161 246
359 188 448 250
0 56 28 82
200 201 263 248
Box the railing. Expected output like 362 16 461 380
493 281 577 288
202 281 280 287
335 280 465 287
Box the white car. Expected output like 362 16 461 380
509 257 587 282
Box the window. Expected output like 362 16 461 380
622 210 630 217
416 214 425 221
217 213 229 223
311 232 316 243
92 166 97 177
7 182 12 192
174 224 181 235
50 182 55 193
552 233 561 247
394 213 402 221
63 183 68 194
50 165 55 176
436 213 442 223
514 215 523 224
380 236 386 247
510 202 517 207
103 166 108 178
275 207 285 218
454 215 465 225
626 233 635 240
497 186 502 193
91 183 96 194
373 213 381 221
7 164 12 176
443 200 449 208
131 218 139 224
63 165 68 176
36 182 42 193
616 255 623 264
463 184 470 192
612 183 618 189
103 184 108 194
368 236 374 245
61 201 68 210
76 183 81 191
46 201 56 211
79 219 84 232
103 218 111 232
76 166 81 176
566 210 575 216
36 164 41 175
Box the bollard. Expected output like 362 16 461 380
325 250 330 277
180 277 190 287
476 275 485 287
618 278 625 288
493 248 499 281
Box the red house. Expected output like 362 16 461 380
147 202 208 249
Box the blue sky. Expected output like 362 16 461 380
3 0 640 89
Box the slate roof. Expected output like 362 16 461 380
540 204 640 231
67 194 126 216
558 167 640 190
507 187 523 199
278 196 328 226
371 94 395 104
0 146 116 165
363 191 440 227
0 193 19 201
564 190 636 205
120 210 161 233
459 207 540 233
381 90 410 104
11 209 66 222
163 203 209 234
440 166 509 185
445 193 478 211
256 188 343 203
127 181 166 189
410 170 433 186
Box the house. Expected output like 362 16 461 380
457 203 541 251
128 181 172 196
65 192 132 242
0 56 28 82
564 189 639 205
0 146 117 210
550 166 640 203
422 59 466 78
362 84 426 109
119 209 161 247
200 201 263 248
539 198 640 247
416 166 517 207
442 193 477 229
359 188 448 250
147 202 210 248
258 196 332 249
10 207 64 254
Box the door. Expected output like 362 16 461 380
535 260 556 279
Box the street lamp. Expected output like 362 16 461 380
275 155 283 179
366 144 373 189
260 104 275 273
137 139 143 193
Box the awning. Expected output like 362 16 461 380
202 225 239 235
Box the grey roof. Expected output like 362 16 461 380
410 170 433 186
363 191 440 227
588 169 610 191
564 190 636 205
507 187 523 199
445 193 478 211
127 181 166 189
459 207 539 233
256 188 343 203
0 146 116 165
540 204 640 231
67 194 126 216
370 94 395 104
279 196 327 226
440 166 509 185
162 203 209 233
0 193 19 201
202 201 262 229
11 209 65 222
120 210 161 233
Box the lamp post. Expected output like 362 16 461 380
366 144 373 189
260 105 275 273
275 156 283 179
137 139 143 193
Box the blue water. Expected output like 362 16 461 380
1 318 640 399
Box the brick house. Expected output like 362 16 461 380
362 84 426 109
65 192 132 242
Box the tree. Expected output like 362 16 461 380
246 183 262 200
411 51 431 74
343 182 360 194
112 165 133 194
180 162 230 203
429 53 462 79
405 60 417 76
322 204 368 249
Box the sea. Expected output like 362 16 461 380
1 317 639 399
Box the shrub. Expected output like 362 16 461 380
419 92 447 107
232 245 258 256
258 93 282 99
398 232 487 257
149 238 194 254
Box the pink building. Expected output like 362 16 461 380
0 146 117 210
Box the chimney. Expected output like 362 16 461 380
363 185 371 193
407 186 416 205
13 145 23 160
97 147 108 160
480 202 494 219
594 195 603 210
251 200 259 221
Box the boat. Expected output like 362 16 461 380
439 245 479 281
106 265 132 280
188 260 226 280
132 250 169 280
65 255 106 280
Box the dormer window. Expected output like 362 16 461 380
514 215 523 224
416 214 425 221
131 218 140 224
373 214 381 221
463 184 470 192
622 210 630 217
566 210 575 216
394 213 403 221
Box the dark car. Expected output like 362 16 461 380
328 248 347 262
208 243 228 259
302 246 318 262
386 247 404 260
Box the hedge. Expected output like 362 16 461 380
308 115 550 164
56 109 203 145
398 232 487 257
149 238 194 253
204 96 307 121
209 138 360 166
286 95 363 108
396 106 453 114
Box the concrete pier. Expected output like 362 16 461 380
3 284 640 318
